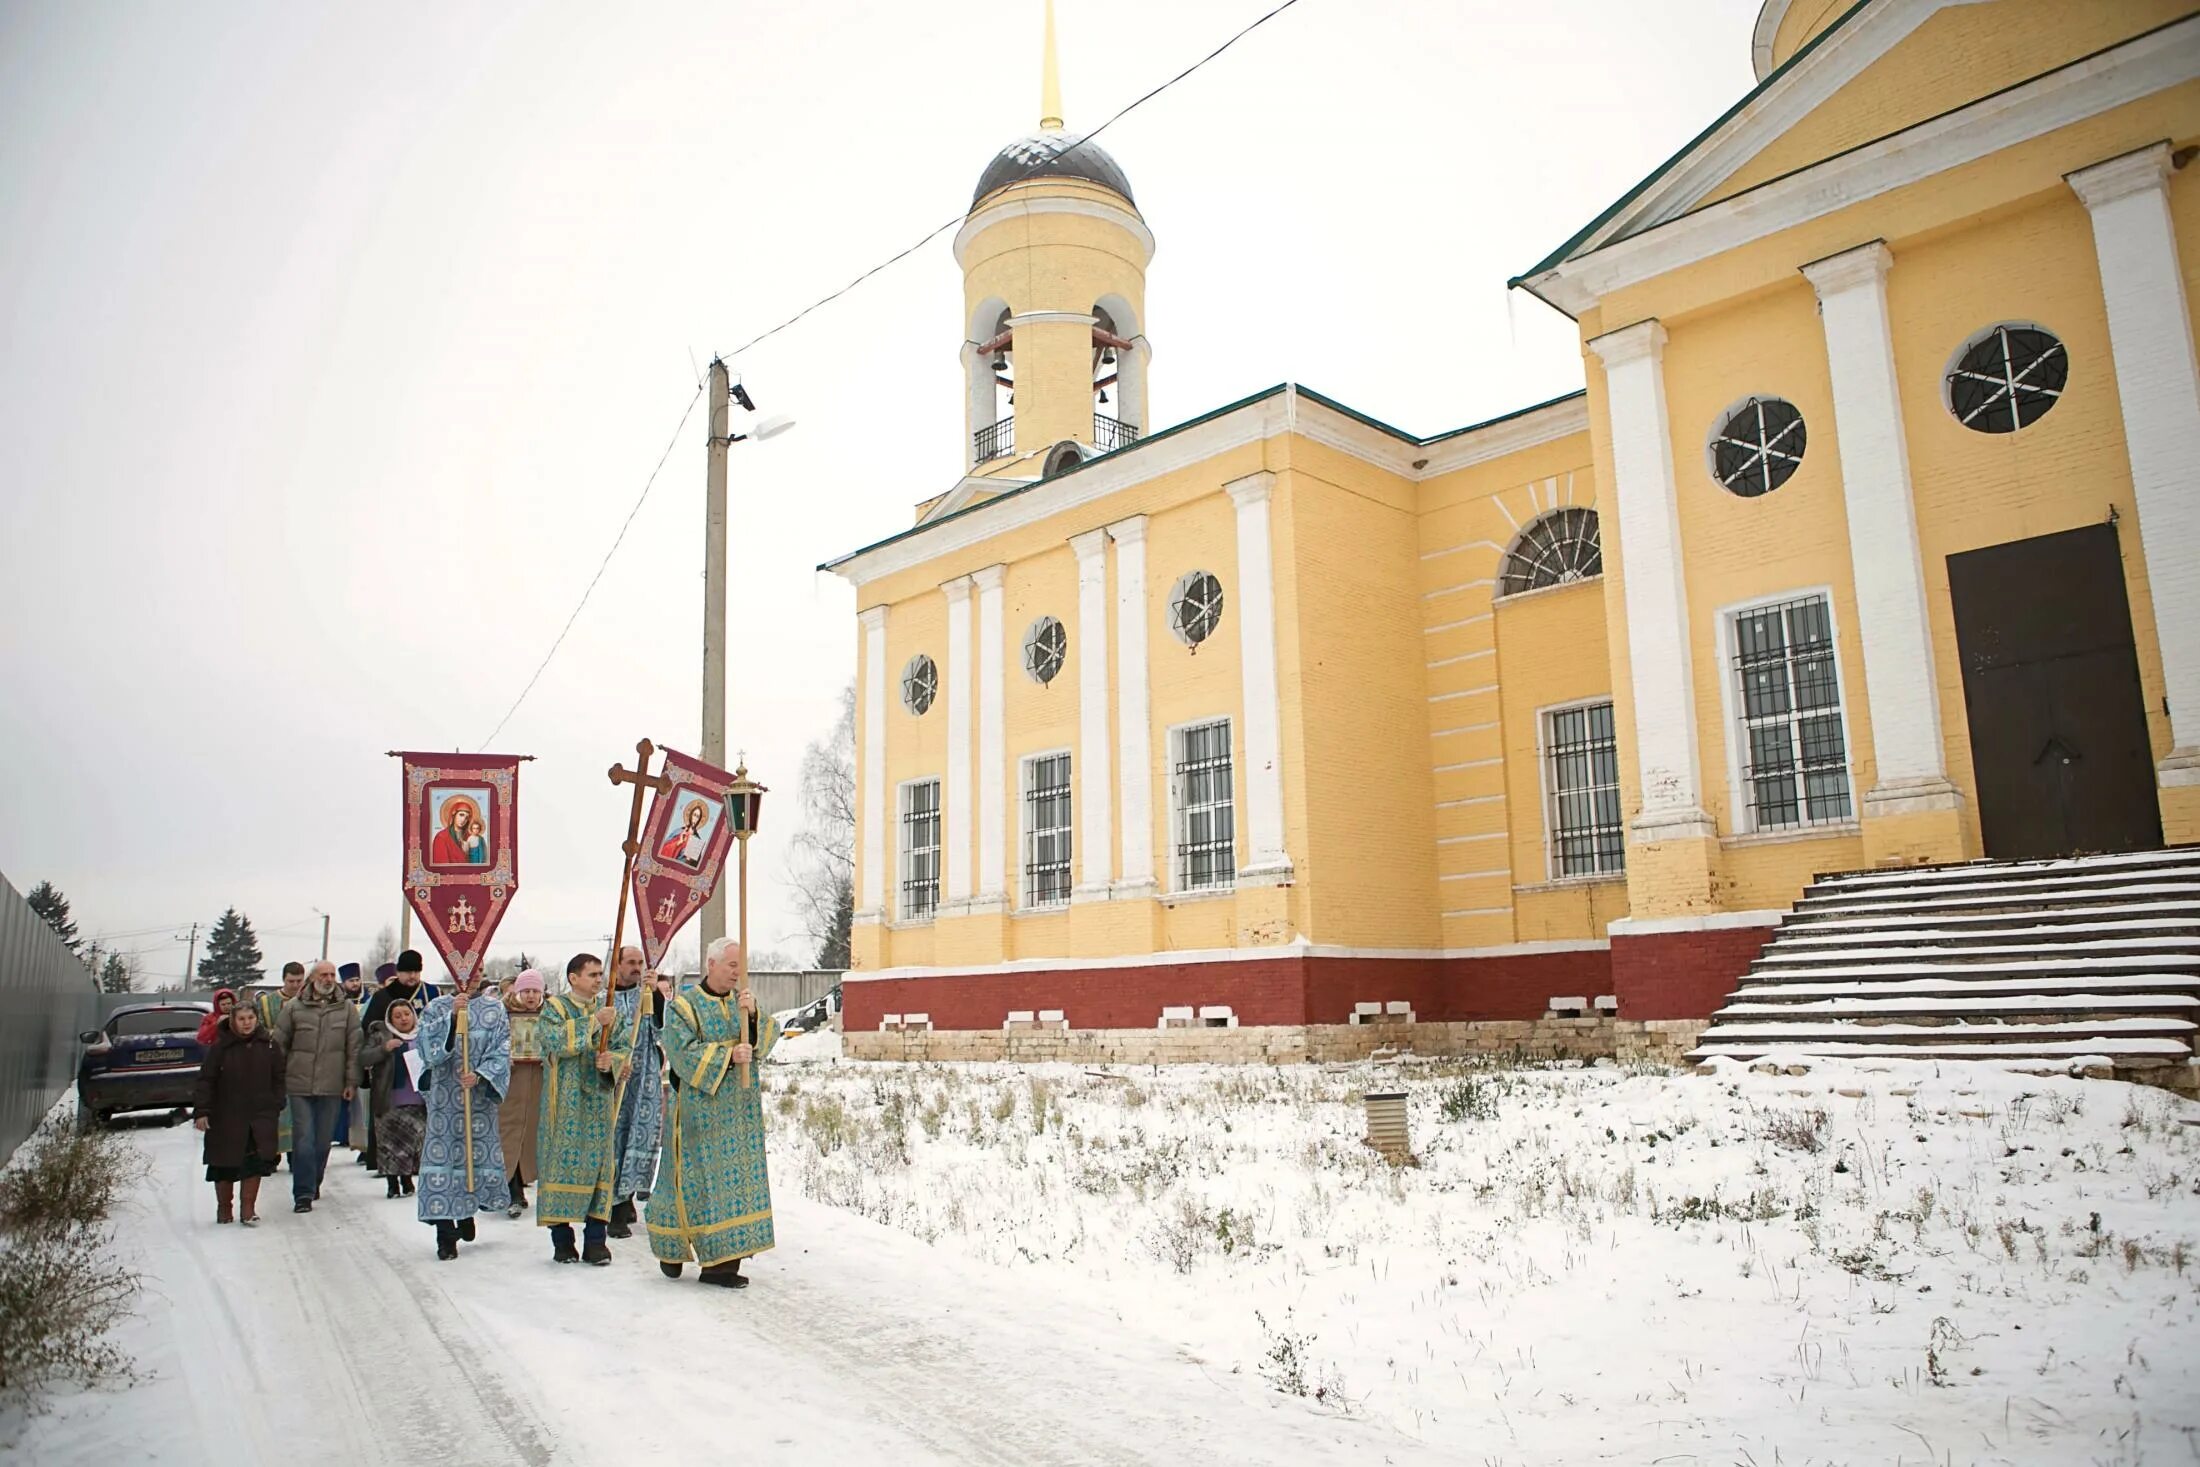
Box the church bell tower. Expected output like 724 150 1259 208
956 0 1153 480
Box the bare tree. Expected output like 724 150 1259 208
366 924 399 974
786 682 855 969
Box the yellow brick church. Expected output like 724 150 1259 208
823 0 2200 1040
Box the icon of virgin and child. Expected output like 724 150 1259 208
429 791 491 866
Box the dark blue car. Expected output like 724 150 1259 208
76 1001 212 1129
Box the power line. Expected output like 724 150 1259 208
474 0 1308 748
473 382 707 750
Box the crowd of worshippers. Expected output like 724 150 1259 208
190 937 779 1286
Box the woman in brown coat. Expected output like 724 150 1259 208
192 1002 286 1226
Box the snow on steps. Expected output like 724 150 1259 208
1691 847 2200 1081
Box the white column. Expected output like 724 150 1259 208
1587 320 1715 840
2070 143 2200 785
941 574 974 905
857 606 888 919
1069 529 1115 895
1803 241 1962 814
974 564 1008 905
1109 515 1157 893
1226 472 1293 881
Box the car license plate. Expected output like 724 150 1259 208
133 1050 181 1065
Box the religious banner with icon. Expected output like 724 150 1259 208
397 752 524 983
629 746 750 970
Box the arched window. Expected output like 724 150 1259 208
1500 508 1602 596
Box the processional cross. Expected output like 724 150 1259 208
602 739 671 1052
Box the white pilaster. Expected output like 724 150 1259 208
857 605 888 920
1226 473 1293 881
1109 515 1157 894
1587 320 1716 839
2070 143 2200 785
1069 529 1115 895
941 574 974 904
1802 241 1962 815
974 564 1008 905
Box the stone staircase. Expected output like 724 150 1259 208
1688 847 2200 1088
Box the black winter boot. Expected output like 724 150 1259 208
386 1176 402 1199
436 1221 458 1261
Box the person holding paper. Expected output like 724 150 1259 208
361 1000 428 1199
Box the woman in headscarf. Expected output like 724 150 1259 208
192 1000 284 1226
196 989 237 1047
361 999 428 1198
499 968 548 1219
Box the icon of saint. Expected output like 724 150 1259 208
659 799 710 869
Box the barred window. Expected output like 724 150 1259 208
1167 570 1225 650
1545 701 1623 878
898 779 941 921
1731 596 1853 831
1171 719 1236 892
1709 396 1807 498
1022 752 1072 908
1947 323 2067 433
1501 508 1602 596
1023 616 1066 686
900 654 937 716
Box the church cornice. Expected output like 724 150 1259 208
1513 11 2199 317
819 385 1589 589
955 193 1156 268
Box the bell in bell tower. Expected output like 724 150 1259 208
956 0 1153 479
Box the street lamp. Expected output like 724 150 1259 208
702 360 794 952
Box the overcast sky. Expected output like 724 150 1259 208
0 0 1760 983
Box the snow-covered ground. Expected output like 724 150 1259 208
10 1054 2199 1465
763 1052 2200 1464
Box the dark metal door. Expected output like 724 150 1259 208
1947 523 2162 860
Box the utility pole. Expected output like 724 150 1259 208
319 913 331 960
178 922 199 988
700 358 731 954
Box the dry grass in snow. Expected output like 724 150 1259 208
765 1052 2200 1465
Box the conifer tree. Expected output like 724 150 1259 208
196 907 265 988
26 881 80 954
98 953 133 995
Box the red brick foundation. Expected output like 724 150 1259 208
1608 925 1776 1020
845 946 1621 1034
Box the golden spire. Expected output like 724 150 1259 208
1039 0 1063 132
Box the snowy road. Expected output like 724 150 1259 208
11 1120 1445 1465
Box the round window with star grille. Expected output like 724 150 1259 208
1499 508 1602 596
1023 615 1066 686
1945 322 2067 433
900 654 937 716
1167 570 1225 651
1709 396 1808 498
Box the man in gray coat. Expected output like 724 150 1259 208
274 960 361 1213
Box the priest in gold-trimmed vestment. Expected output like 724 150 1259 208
648 937 779 1289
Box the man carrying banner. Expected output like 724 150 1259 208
533 952 630 1266
648 936 779 1289
415 970 511 1260
607 945 667 1239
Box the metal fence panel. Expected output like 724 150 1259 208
747 970 843 1019
0 875 102 1159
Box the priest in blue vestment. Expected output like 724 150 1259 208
416 970 512 1260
